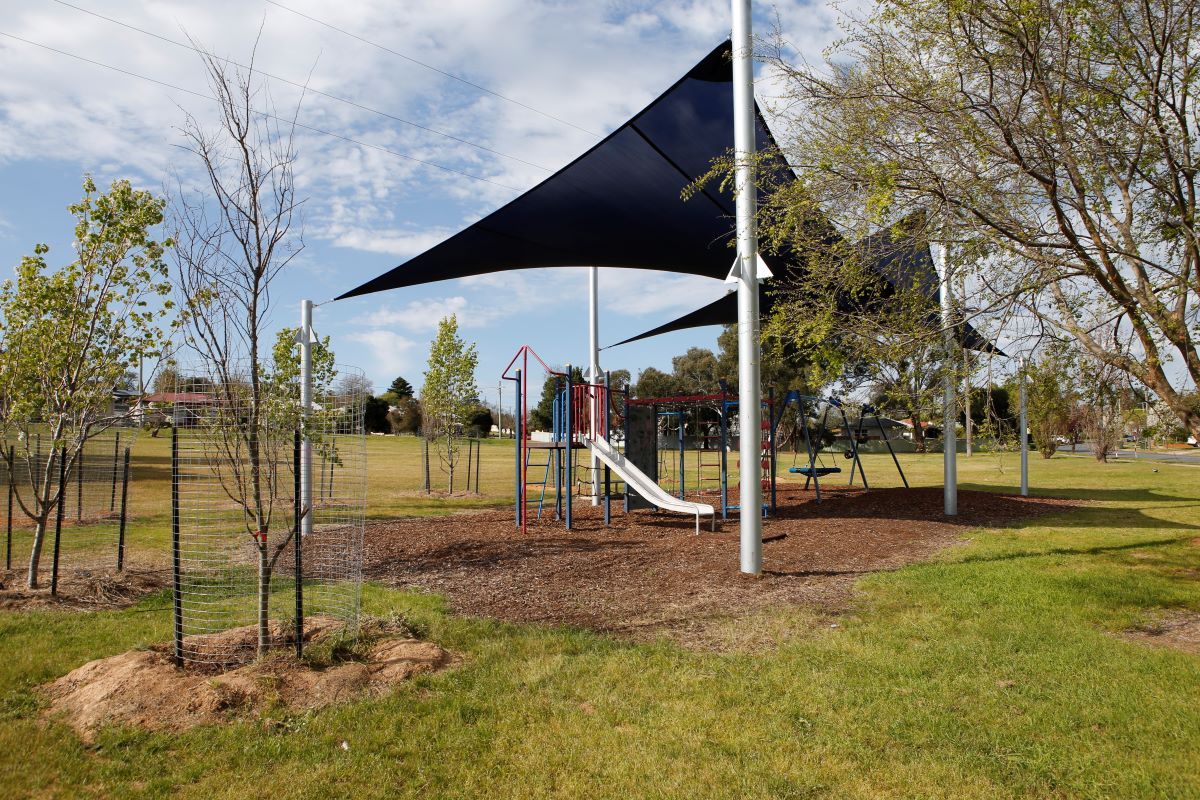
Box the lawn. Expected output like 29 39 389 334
1 439 1198 799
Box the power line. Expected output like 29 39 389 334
263 0 600 137
50 0 552 172
0 29 523 191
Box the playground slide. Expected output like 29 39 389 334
583 437 715 534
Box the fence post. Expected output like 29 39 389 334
110 432 121 512
76 446 83 521
475 440 481 495
5 446 13 571
116 447 130 571
171 427 183 666
293 429 304 658
51 448 66 596
466 439 474 493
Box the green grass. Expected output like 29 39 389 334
2 445 1200 798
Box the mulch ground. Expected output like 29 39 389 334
0 568 167 611
364 486 1084 646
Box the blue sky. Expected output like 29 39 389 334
0 0 850 400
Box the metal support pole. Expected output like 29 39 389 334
720 400 729 519
466 440 474 493
936 243 958 516
474 440 481 494
75 446 83 521
299 300 314 536
5 446 12 571
171 427 183 665
565 365 573 530
622 384 630 514
588 266 601 505
514 370 523 529
294 429 304 658
51 448 66 596
1019 358 1029 497
604 370 612 526
733 0 763 573
110 432 120 512
117 447 130 571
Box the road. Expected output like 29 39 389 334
1057 444 1200 464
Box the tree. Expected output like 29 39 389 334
388 376 414 398
421 315 479 493
0 177 174 589
388 396 422 435
171 44 304 656
529 367 581 432
633 367 676 399
465 406 494 437
761 0 1200 441
670 347 722 395
364 396 390 434
1020 348 1079 459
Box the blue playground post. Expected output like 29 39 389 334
513 369 522 528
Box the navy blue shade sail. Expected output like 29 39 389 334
336 40 765 301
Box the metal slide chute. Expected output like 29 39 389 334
583 436 715 535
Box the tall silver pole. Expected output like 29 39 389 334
588 266 601 505
1019 357 1029 496
299 299 314 535
733 0 763 574
936 244 958 515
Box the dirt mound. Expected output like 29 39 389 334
43 619 453 741
0 568 166 611
1123 610 1200 655
364 486 1083 647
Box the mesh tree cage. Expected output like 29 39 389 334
171 365 367 666
3 425 136 582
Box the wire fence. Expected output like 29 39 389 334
172 366 366 666
2 426 135 578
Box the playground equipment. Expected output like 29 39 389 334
503 346 714 533
625 391 778 519
771 392 908 502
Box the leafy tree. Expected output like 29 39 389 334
0 177 174 589
760 0 1200 441
421 315 479 493
364 396 390 434
388 396 422 435
633 367 676 399
529 367 582 431
388 376 414 398
154 360 182 394
466 406 494 437
1019 348 1080 459
670 347 722 395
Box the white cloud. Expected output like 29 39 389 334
343 329 419 385
360 295 504 331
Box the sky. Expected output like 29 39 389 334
0 0 853 404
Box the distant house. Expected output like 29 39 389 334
132 392 214 428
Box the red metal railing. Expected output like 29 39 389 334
572 383 609 442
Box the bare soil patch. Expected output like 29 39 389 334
0 568 166 611
1122 609 1200 655
364 486 1082 645
44 617 453 741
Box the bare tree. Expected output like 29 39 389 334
171 42 306 656
761 0 1200 439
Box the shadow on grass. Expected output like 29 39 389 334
959 482 1200 504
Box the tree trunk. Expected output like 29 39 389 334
26 517 48 590
447 430 455 494
258 545 271 657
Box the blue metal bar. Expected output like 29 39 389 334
564 368 573 530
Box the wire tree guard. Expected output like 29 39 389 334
2 426 136 582
170 365 367 666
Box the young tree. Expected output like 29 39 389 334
0 177 174 588
171 44 305 656
1020 348 1079 459
421 315 479 493
761 0 1200 441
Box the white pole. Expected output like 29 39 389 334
588 266 600 505
936 244 958 516
733 0 763 574
299 299 314 536
1019 357 1029 497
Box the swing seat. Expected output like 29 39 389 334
789 466 841 477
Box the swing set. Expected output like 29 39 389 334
771 392 909 502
